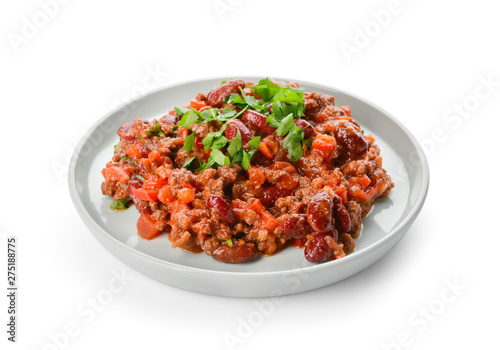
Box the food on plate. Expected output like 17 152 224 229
100 78 394 263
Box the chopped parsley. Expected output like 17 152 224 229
182 156 201 171
134 174 146 182
183 132 195 152
178 111 200 130
146 123 166 137
224 239 233 247
119 156 137 165
114 144 120 152
110 197 132 210
175 106 191 116
174 77 311 171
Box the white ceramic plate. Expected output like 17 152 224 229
69 76 429 297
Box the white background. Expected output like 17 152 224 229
2 0 499 349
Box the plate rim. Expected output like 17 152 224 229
68 75 429 278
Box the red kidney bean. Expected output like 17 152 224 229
279 214 313 238
208 194 236 225
332 194 351 233
242 109 276 135
163 114 179 125
304 232 334 263
128 179 153 215
333 121 368 161
206 79 246 108
117 123 134 141
225 119 254 145
132 143 150 158
260 186 293 207
295 118 315 139
307 191 334 232
195 136 204 149
213 243 258 263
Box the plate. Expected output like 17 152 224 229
69 76 429 297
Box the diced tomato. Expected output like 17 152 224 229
148 149 162 163
335 184 348 204
312 134 337 150
137 213 162 240
126 144 143 160
348 188 369 203
259 212 279 232
137 158 152 173
349 174 371 189
177 188 195 204
177 126 189 138
258 143 273 159
190 98 207 110
158 186 175 204
249 199 266 215
181 180 195 189
195 136 204 149
155 166 171 180
340 105 352 117
101 167 131 183
144 177 167 191
131 187 158 201
247 166 266 188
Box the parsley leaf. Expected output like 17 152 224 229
211 135 228 150
182 157 201 171
249 78 282 102
227 130 242 157
134 174 146 182
276 113 295 136
203 123 228 151
178 111 200 130
183 132 195 151
247 136 261 150
283 126 304 162
119 156 137 165
175 106 191 117
201 108 220 121
146 123 166 137
110 197 132 210
210 149 226 166
114 144 120 152
241 150 251 170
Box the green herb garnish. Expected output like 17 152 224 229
178 111 200 130
182 157 202 171
134 174 146 182
110 197 132 210
175 106 191 117
147 123 166 137
227 130 242 157
119 156 137 165
183 132 195 152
